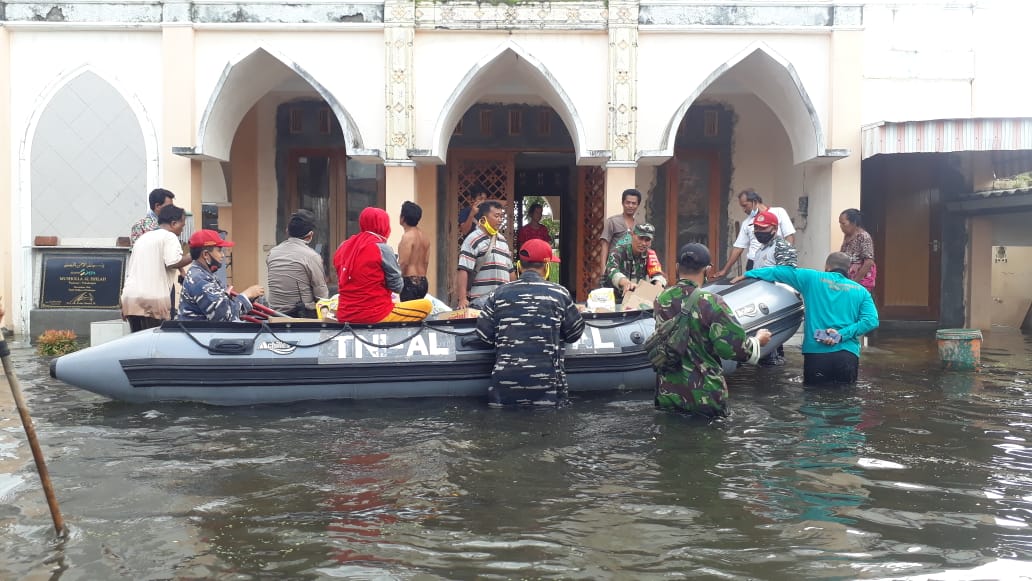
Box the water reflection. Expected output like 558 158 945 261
0 329 1030 579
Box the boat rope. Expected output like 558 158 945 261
174 310 649 353
582 310 651 329
258 322 349 348
176 321 266 351
344 323 429 350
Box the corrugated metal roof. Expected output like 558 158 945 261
957 187 1032 201
862 118 1032 160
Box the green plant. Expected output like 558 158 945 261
36 329 80 357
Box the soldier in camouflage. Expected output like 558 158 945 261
476 239 585 407
653 243 771 418
606 223 667 301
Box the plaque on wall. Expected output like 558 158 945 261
40 253 126 309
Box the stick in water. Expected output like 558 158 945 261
0 326 67 536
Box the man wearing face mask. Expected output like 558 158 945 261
455 200 516 310
178 230 265 322
266 209 328 318
712 189 795 279
731 210 796 366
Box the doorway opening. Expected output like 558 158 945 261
277 100 384 288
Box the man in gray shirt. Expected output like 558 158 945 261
266 209 329 318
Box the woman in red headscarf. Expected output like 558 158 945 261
333 207 432 323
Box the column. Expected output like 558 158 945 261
827 29 864 254
605 0 639 218
0 27 11 330
384 164 416 249
384 0 417 249
967 216 992 330
160 16 197 219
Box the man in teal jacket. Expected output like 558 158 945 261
744 252 879 385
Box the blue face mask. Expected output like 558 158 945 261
748 208 758 218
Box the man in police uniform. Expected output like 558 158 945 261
653 243 771 418
475 239 585 407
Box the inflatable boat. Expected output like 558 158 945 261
50 278 803 405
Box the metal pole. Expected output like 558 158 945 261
0 337 67 537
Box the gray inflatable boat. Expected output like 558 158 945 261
51 279 802 405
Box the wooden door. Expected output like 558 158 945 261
447 152 515 303
577 166 606 300
664 150 721 273
287 148 348 287
878 187 941 319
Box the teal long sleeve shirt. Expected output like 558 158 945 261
744 266 879 357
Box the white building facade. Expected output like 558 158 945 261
1 0 1028 335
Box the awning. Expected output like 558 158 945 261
862 117 1032 160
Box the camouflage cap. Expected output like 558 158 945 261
633 223 656 239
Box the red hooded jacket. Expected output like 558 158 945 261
333 208 404 323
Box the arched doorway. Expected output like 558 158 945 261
654 45 826 273
446 106 577 302
193 47 381 289
432 45 596 302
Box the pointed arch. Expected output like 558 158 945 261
659 42 826 165
19 64 160 197
428 40 591 165
195 45 377 161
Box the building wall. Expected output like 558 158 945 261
991 246 1032 328
862 1 1032 123
8 1 1029 332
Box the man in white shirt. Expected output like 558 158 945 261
120 205 192 332
713 189 796 278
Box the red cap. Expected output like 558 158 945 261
188 229 235 249
519 239 560 263
753 210 779 229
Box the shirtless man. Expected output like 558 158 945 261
398 201 431 301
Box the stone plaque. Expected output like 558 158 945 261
40 253 126 309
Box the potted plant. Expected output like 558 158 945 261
36 329 81 357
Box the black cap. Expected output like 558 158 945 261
678 243 711 270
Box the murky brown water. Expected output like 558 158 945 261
2 328 1031 579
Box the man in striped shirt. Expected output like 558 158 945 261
454 200 516 309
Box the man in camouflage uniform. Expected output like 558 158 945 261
476 239 585 407
178 230 265 322
606 223 667 301
653 243 771 418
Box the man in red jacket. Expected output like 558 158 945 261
333 207 432 324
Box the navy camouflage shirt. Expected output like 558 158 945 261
475 271 585 406
177 262 252 322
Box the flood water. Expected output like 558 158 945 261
2 328 1031 579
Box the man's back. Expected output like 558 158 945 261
399 227 430 277
475 272 585 406
746 266 878 356
266 238 328 313
122 228 181 320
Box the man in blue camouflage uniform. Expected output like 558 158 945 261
178 230 265 322
606 223 667 301
476 239 585 407
653 243 772 418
